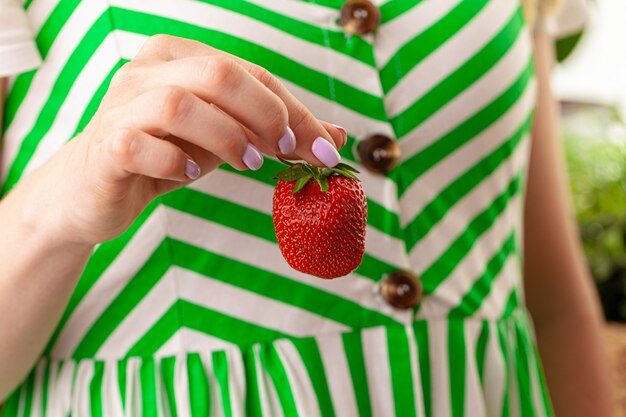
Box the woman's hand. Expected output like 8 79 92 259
18 34 346 247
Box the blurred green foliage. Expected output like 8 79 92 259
563 107 626 320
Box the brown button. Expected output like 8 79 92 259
340 0 381 35
357 134 401 174
380 270 422 309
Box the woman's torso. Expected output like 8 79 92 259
1 1 550 416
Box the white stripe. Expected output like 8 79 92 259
44 361 59 417
96 268 177 358
505 324 521 417
103 359 125 417
387 0 520 117
408 139 528 273
48 360 74 417
153 360 167 417
375 0 462 67
405 325 426 417
397 30 533 160
362 326 394 417
476 257 521 319
274 340 323 417
52 208 166 358
253 346 277 417
110 0 381 96
2 0 107 178
429 320 451 417
316 333 359 417
483 324 506 417
527 336 548 417
30 361 45 417
200 352 225 417
464 321 487 417
71 360 94 417
226 349 246 417
27 0 61 34
244 0 339 28
174 355 192 417
98 265 347 358
416 195 522 319
22 35 120 176
125 358 143 417
156 329 236 358
399 71 534 225
166 207 412 324
189 169 407 268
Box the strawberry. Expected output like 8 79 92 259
272 160 367 279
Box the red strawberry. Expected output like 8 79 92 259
272 161 367 279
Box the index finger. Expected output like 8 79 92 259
136 35 345 167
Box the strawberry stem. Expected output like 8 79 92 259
273 161 360 194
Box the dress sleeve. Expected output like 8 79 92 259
0 0 41 77
539 0 590 37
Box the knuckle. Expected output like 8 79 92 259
264 100 289 140
160 150 184 178
248 64 277 90
159 86 192 124
145 34 174 50
202 56 237 91
107 128 137 164
110 62 136 88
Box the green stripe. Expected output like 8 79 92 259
258 345 300 416
2 72 36 135
199 0 374 65
341 331 373 417
513 323 535 417
39 362 50 416
403 112 532 250
448 320 466 417
89 361 105 417
111 8 386 121
475 322 490 385
502 290 520 319
127 300 288 356
386 327 417 417
172 240 397 330
1 383 22 416
188 353 211 417
397 55 533 197
140 359 158 417
380 0 488 92
117 360 128 411
212 350 234 417
414 320 432 417
243 348 265 417
291 338 337 417
72 241 170 357
497 322 512 417
391 6 525 138
2 12 112 194
420 174 521 294
449 234 518 317
21 371 35 417
44 200 160 354
160 357 178 417
379 0 423 23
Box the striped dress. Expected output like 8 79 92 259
1 0 553 416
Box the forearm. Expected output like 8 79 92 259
524 32 613 417
0 178 93 399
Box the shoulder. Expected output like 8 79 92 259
533 0 590 37
0 0 41 78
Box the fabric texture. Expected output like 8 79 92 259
0 0 41 77
1 0 553 416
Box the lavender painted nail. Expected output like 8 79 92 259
243 143 263 171
278 127 296 155
184 158 201 180
312 137 341 167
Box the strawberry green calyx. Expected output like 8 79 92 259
273 158 360 194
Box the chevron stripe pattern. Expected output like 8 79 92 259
1 0 553 416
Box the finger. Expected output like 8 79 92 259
319 121 348 149
104 128 198 181
133 36 345 166
135 55 293 156
112 86 263 171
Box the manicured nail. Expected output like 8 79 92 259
312 137 341 167
243 143 263 170
278 127 296 155
332 124 347 147
185 158 201 180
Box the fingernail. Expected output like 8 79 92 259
185 158 201 180
332 124 347 147
243 143 263 171
312 137 341 167
278 127 296 155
